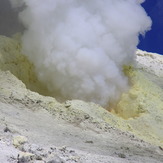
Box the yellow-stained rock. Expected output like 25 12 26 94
13 135 28 148
0 35 49 96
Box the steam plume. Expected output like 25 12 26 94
10 0 151 106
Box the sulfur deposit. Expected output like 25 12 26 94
112 66 163 146
0 35 50 96
0 35 163 150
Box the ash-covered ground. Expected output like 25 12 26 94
0 35 163 163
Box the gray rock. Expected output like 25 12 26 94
47 155 65 163
17 152 35 163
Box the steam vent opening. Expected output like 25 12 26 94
0 0 152 111
1 0 161 121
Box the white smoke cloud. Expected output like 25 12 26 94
9 0 24 8
10 0 151 106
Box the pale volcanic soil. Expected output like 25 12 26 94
0 36 163 163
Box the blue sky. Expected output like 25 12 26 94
138 0 163 55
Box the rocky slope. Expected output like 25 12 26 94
0 35 163 163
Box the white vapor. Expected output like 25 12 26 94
10 0 151 106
